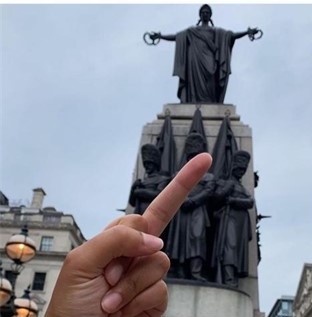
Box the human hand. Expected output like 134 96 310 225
45 153 212 317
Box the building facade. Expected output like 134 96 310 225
0 188 86 317
268 296 294 317
293 263 312 317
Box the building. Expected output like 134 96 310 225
0 188 86 317
268 296 294 317
293 263 312 317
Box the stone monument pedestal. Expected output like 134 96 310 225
129 103 262 317
165 279 253 317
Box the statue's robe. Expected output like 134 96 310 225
173 26 234 103
165 172 215 264
211 178 254 279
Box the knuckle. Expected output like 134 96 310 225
63 247 80 267
110 225 131 240
119 215 148 232
157 280 169 301
124 276 139 294
153 251 171 274
121 280 168 317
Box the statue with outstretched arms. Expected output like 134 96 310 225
144 4 263 104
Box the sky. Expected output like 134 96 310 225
1 3 312 315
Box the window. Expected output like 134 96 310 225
40 236 54 251
278 301 292 317
281 301 288 312
32 272 46 291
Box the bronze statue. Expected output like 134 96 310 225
165 133 215 282
129 144 170 215
144 4 262 104
211 150 254 287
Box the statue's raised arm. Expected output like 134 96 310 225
232 27 263 41
143 32 176 45
143 4 263 104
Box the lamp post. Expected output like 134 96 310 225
14 286 38 317
0 263 12 307
0 225 38 317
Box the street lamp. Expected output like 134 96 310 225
0 225 38 317
5 225 36 268
0 263 12 306
14 286 38 317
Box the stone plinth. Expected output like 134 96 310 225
165 280 253 317
158 103 240 121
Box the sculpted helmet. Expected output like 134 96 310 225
141 144 161 170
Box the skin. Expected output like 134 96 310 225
45 152 212 317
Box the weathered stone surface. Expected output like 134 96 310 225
165 281 253 317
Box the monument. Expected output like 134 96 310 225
128 4 264 317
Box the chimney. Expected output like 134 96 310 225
31 188 46 209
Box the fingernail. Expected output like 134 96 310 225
142 233 164 250
102 292 122 312
107 263 124 286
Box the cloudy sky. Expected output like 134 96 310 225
1 3 312 315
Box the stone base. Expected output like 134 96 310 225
158 103 240 121
164 279 253 317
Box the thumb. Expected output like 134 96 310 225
67 225 163 275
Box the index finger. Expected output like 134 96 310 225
143 152 212 236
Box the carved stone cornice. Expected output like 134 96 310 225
294 264 312 317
